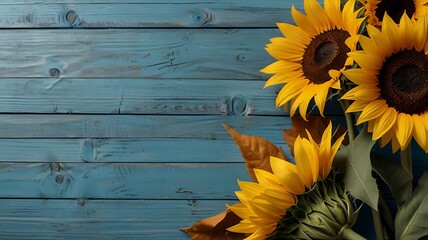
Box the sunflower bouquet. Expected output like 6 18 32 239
183 0 428 239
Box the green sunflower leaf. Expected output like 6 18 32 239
334 128 379 210
371 152 412 206
395 171 428 240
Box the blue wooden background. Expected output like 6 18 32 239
0 1 426 239
0 1 301 239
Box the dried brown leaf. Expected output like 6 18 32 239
282 115 348 155
224 124 287 182
181 210 246 240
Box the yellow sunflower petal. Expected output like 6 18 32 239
324 0 342 27
412 114 428 152
398 13 415 49
414 15 428 52
318 122 333 179
253 169 281 186
227 203 254 220
238 181 265 195
235 191 251 205
356 99 388 125
298 92 315 120
289 84 317 119
314 80 334 116
294 137 319 188
228 221 259 233
275 79 308 107
260 61 289 74
265 43 302 61
303 0 332 30
291 5 318 35
341 85 380 101
277 23 310 43
245 227 275 240
380 129 393 148
262 189 295 209
358 35 382 56
381 13 401 51
394 113 414 148
270 156 305 194
348 51 383 73
249 197 283 221
341 0 357 29
343 68 377 86
366 24 394 55
268 38 307 55
330 132 346 160
328 69 341 80
263 74 292 88
391 136 401 153
345 35 360 51
345 100 369 113
372 108 397 140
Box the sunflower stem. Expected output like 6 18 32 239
338 99 356 142
339 225 365 240
379 194 394 237
400 143 412 178
371 208 384 240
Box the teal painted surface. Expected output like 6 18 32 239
0 2 302 28
0 1 425 240
0 1 299 238
0 199 239 239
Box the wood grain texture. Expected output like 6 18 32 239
0 138 291 163
0 114 290 140
0 29 279 79
0 162 250 199
0 78 344 115
0 1 425 239
0 2 302 28
0 199 234 239
0 78 284 115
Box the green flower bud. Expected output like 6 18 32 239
269 174 360 239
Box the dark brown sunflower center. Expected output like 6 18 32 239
375 0 416 23
379 49 428 114
302 29 351 84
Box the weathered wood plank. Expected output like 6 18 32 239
0 199 233 239
0 2 301 28
0 78 343 115
0 162 250 199
0 138 291 163
0 114 290 140
0 0 302 5
0 29 279 79
0 78 285 115
0 138 424 166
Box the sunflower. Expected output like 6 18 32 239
342 13 428 152
359 0 428 26
261 0 364 120
227 123 346 239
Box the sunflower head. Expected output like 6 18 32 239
261 0 364 120
360 0 428 26
342 13 428 152
227 123 346 239
270 175 357 239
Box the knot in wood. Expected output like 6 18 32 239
65 10 77 24
51 163 61 172
55 175 64 184
228 96 247 115
192 8 213 26
48 68 60 77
